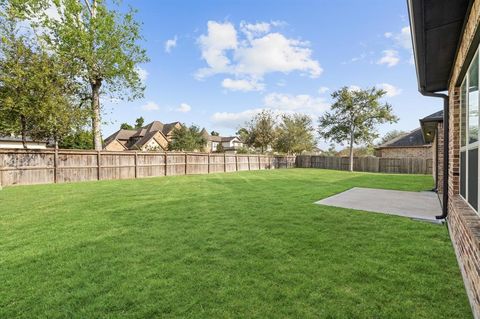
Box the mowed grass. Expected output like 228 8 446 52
0 169 471 318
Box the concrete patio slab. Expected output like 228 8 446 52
315 187 442 222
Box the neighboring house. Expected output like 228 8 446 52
409 0 480 316
374 128 431 158
104 121 182 151
201 129 244 153
420 110 444 192
0 135 49 149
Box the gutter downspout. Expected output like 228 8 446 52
421 91 449 219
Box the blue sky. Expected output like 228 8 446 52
102 0 440 148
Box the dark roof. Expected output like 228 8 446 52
408 0 472 92
420 110 443 123
420 110 444 143
0 135 48 143
376 128 427 149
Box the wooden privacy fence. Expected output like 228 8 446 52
0 149 296 187
296 155 433 174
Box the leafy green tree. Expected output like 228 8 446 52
168 124 207 152
58 129 94 149
275 113 316 154
210 131 220 136
246 110 277 153
120 123 134 130
135 117 144 129
379 130 407 145
318 87 398 171
0 5 88 148
236 127 250 144
215 143 225 153
37 0 149 150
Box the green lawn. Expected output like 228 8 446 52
0 169 471 318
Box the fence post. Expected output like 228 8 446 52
235 154 238 171
258 155 261 170
97 150 101 180
247 155 250 171
134 151 138 179
54 148 58 183
185 153 188 175
224 153 227 172
164 152 168 176
208 153 210 174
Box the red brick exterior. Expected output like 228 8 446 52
433 122 444 193
374 146 432 158
447 2 480 316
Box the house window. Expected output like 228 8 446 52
460 51 479 213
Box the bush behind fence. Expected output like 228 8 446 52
296 155 432 174
0 149 296 187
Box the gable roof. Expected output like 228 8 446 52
376 128 428 149
420 110 444 123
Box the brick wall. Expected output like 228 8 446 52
375 146 432 159
435 122 444 194
447 1 480 317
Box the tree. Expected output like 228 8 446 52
135 117 144 129
0 5 88 149
275 113 316 154
210 131 220 136
236 127 250 144
38 0 149 150
59 129 94 149
379 130 407 145
120 123 133 130
215 143 224 153
245 110 277 153
318 87 398 171
168 124 207 152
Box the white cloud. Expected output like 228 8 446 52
221 78 264 92
196 20 322 91
395 26 412 50
240 21 271 40
377 83 402 97
384 32 393 38
177 103 191 113
211 108 263 129
135 67 149 82
318 86 329 94
196 21 238 78
165 35 178 53
377 50 400 67
263 92 329 113
141 101 160 111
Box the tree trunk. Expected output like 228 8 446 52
20 115 27 149
91 81 102 151
349 130 354 172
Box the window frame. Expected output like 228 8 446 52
459 49 480 214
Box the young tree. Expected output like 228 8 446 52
210 131 220 136
275 113 316 154
215 143 225 153
318 87 398 171
120 123 134 130
135 117 144 129
38 0 149 150
246 110 277 153
168 124 207 152
379 130 407 145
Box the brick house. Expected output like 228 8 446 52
409 0 480 316
374 128 432 158
420 110 444 192
104 121 181 151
